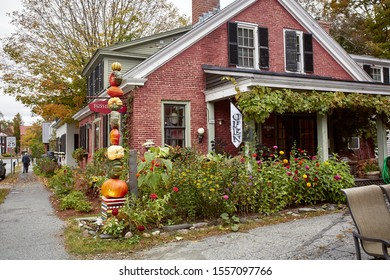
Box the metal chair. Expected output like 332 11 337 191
342 185 390 259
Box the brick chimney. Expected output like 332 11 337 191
192 0 220 25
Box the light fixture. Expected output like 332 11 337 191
197 127 205 143
217 119 224 125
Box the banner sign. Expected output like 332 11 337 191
230 103 243 148
89 100 127 114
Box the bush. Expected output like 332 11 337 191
59 191 92 212
33 157 59 177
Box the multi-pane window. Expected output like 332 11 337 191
285 29 313 73
238 27 255 68
228 22 269 69
371 67 382 82
87 62 104 97
163 104 186 147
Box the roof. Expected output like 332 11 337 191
201 64 390 102
122 0 371 83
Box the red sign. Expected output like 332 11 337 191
89 100 127 114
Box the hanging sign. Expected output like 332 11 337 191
89 100 127 114
230 102 242 148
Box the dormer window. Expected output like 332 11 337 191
363 64 389 83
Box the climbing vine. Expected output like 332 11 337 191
229 81 390 126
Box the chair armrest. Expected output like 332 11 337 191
353 232 390 259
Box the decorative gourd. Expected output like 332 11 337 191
110 111 120 129
109 160 124 179
108 97 123 111
107 86 123 97
110 129 120 145
111 62 122 71
107 145 125 160
101 178 128 198
109 71 123 87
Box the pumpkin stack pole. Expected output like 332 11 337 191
100 62 128 221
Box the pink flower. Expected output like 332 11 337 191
273 145 278 149
150 193 158 200
172 187 179 193
305 165 310 170
287 171 293 176
334 174 341 181
222 195 229 200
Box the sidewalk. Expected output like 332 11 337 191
0 171 372 260
0 172 72 260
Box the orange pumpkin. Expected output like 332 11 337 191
110 129 120 145
101 178 128 198
107 86 123 97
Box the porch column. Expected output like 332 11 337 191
376 118 387 171
317 113 329 161
206 102 215 152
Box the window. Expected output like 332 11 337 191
163 103 189 147
285 30 313 73
93 118 100 151
228 22 269 69
87 61 104 97
363 65 389 83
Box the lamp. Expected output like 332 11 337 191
197 127 205 143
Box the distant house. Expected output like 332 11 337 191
71 0 390 170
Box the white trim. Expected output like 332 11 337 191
203 69 390 102
121 0 370 83
123 0 257 79
278 0 371 81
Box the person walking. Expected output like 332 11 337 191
22 152 31 173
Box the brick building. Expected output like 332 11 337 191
73 0 390 168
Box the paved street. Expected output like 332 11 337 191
0 172 72 260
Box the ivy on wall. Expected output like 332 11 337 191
231 83 390 126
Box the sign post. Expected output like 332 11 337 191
6 137 16 174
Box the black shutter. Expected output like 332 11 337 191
228 22 238 66
258 27 269 69
60 134 66 153
363 64 372 77
285 30 298 72
303 33 313 73
383 67 389 84
80 125 86 150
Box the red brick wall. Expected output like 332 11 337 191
192 0 220 25
125 0 355 154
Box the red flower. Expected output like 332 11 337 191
252 153 257 158
150 193 158 200
137 225 145 231
172 187 179 193
112 208 119 216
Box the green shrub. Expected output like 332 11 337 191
33 157 59 177
59 191 92 212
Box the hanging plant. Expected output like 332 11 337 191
226 79 390 126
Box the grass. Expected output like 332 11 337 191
64 208 340 259
0 188 10 205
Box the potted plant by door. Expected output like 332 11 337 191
363 160 380 179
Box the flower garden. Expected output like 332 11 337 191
34 144 354 238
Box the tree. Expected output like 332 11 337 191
0 0 189 122
298 0 390 58
21 122 45 159
12 113 22 154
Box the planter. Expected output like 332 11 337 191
364 171 380 180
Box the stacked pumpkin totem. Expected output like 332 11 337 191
100 62 129 220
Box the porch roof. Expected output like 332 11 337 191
202 65 390 102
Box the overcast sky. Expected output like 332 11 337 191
0 0 234 126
